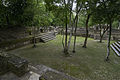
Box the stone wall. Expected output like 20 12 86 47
0 27 30 42
62 28 120 41
0 52 28 76
0 37 32 51
0 26 34 50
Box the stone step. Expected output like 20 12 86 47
115 42 120 48
41 36 55 40
38 32 56 43
111 42 120 57
29 65 80 80
41 37 56 43
0 64 80 80
37 32 54 37
111 44 120 56
112 43 120 52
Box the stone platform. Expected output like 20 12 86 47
0 65 80 80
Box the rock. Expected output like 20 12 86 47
0 52 29 76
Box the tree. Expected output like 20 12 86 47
112 20 119 29
0 0 38 27
94 0 120 60
82 0 97 48
99 24 109 43
78 13 86 27
31 0 55 47
44 0 69 55
63 0 69 55
72 0 82 53
91 14 109 43
67 0 74 51
82 13 91 48
104 0 120 61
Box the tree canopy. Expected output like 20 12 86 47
0 0 119 28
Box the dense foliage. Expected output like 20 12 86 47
0 0 119 28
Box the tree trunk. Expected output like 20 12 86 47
106 20 112 61
33 26 36 48
100 30 107 43
82 14 91 48
68 2 82 52
67 0 74 51
64 0 68 55
64 15 68 55
99 24 102 42
100 34 104 43
32 0 38 48
72 14 78 53
44 26 46 32
6 13 9 25
62 29 65 49
100 25 109 43
72 4 79 53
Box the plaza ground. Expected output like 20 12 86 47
8 35 120 80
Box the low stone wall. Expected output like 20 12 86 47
0 52 29 76
0 37 32 51
0 27 30 43
113 36 120 41
94 34 108 40
5 41 31 50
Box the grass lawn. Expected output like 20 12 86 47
8 35 120 80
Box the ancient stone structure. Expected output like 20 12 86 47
0 64 80 80
34 32 56 43
65 27 120 41
0 52 29 77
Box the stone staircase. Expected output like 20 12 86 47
29 65 80 80
35 32 56 43
40 32 56 43
0 64 80 80
111 41 120 56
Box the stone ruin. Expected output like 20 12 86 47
0 51 79 80
0 52 29 77
93 25 120 41
65 26 120 41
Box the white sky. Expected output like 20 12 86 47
73 2 76 10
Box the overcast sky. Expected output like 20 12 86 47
73 2 76 10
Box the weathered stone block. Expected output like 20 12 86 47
0 52 29 77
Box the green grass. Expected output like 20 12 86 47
8 35 120 80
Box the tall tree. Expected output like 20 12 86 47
63 0 69 55
104 0 120 61
99 24 109 43
94 0 120 60
72 0 82 53
0 0 36 27
82 13 91 48
67 0 74 51
82 1 93 48
44 0 70 55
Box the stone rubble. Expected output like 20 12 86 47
0 64 80 80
